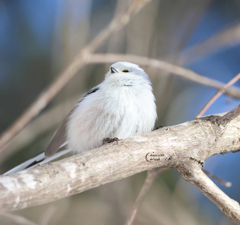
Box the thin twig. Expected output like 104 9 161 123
88 53 240 99
196 73 240 118
124 168 168 225
0 0 152 152
203 170 231 188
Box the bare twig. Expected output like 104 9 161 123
0 211 37 225
196 73 240 118
202 170 231 188
1 106 240 224
124 168 168 225
88 53 240 99
0 0 152 152
181 23 240 65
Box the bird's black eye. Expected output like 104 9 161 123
122 69 129 72
111 67 117 73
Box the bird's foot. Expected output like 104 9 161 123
103 137 120 145
154 125 163 130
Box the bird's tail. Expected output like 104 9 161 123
4 149 70 175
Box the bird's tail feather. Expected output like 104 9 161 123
4 149 70 175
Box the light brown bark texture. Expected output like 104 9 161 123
0 107 240 223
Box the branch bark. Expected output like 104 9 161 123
0 106 240 223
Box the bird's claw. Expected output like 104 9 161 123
103 137 120 145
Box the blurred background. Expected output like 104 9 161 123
0 0 240 224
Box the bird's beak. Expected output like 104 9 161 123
110 67 118 74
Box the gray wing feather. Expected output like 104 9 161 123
45 116 69 157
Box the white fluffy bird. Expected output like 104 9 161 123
5 62 157 174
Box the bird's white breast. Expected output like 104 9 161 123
67 74 157 154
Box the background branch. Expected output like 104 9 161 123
88 53 240 99
202 170 231 187
1 107 240 224
124 168 168 225
196 73 240 118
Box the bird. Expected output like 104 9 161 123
4 62 157 175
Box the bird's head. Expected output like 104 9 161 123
105 62 149 81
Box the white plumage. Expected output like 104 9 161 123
4 62 157 175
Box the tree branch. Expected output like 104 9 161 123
0 106 240 224
178 164 240 224
88 53 240 99
196 73 240 118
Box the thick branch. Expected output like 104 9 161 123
0 108 240 221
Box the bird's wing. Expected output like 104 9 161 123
45 85 100 157
44 115 69 157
